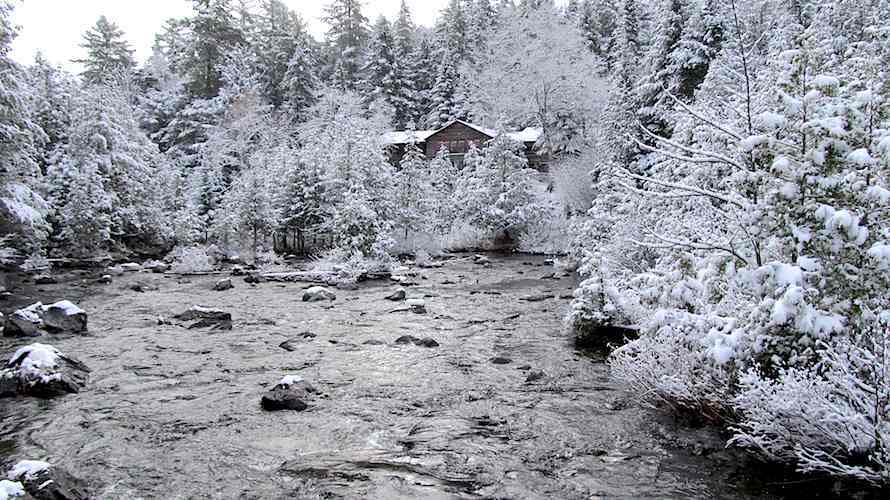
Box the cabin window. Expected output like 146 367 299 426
448 153 465 169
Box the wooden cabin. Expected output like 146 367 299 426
382 120 548 171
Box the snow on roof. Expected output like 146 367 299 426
382 121 542 146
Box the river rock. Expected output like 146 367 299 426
3 303 43 337
473 255 491 265
42 300 87 333
34 275 57 285
302 286 335 302
385 288 406 301
279 333 315 351
407 298 427 314
120 262 142 272
490 356 512 365
525 370 546 383
363 339 385 345
143 260 170 273
336 281 359 291
213 278 234 291
172 305 232 330
394 335 439 348
520 293 555 302
97 274 112 284
244 272 267 284
231 265 245 276
261 375 317 411
129 280 159 293
7 460 89 500
107 265 124 276
0 343 90 398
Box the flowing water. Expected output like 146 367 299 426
0 255 798 499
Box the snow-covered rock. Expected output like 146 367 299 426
120 262 142 272
7 461 49 482
41 300 87 334
6 460 88 500
244 272 267 284
0 479 25 499
3 303 44 338
407 298 427 314
172 306 232 330
230 265 245 276
213 278 234 291
385 288 406 301
394 335 439 348
142 260 170 273
97 274 112 284
0 343 89 398
107 265 124 276
261 375 318 411
302 286 336 302
473 254 491 265
33 275 57 285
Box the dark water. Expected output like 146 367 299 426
0 255 806 499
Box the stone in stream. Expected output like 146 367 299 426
143 260 170 273
261 375 318 411
107 265 124 276
130 280 159 293
172 305 232 330
525 370 546 383
3 303 44 337
407 298 427 314
97 274 112 284
520 293 555 302
244 272 267 284
230 265 245 276
336 282 359 291
213 278 234 291
0 343 90 398
279 332 316 351
363 339 385 346
490 356 512 365
385 288 406 301
302 286 336 302
120 262 142 272
473 254 491 265
42 300 88 333
7 460 89 500
394 335 439 348
34 274 58 285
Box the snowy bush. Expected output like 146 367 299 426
170 246 215 273
516 214 573 255
310 247 394 283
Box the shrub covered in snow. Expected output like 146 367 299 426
170 246 216 273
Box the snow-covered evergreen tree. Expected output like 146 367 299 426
73 15 136 84
323 0 369 91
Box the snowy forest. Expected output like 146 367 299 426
1 0 890 496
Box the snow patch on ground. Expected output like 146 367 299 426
7 460 50 481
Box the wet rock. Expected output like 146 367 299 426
0 343 90 398
107 265 124 276
213 278 234 291
525 370 546 383
97 274 112 284
363 339 385 346
559 294 574 300
230 265 245 276
520 293 555 302
3 303 43 337
7 460 89 500
172 306 232 331
490 356 512 365
394 335 439 348
385 288 406 301
540 273 558 280
34 275 58 285
129 281 159 293
302 286 336 302
473 254 491 265
516 364 532 371
244 273 267 284
336 281 359 291
279 333 315 351
143 260 170 273
544 258 555 266
42 300 87 334
407 298 427 314
261 375 317 411
120 262 142 272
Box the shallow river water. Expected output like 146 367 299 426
0 254 812 499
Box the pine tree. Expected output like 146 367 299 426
186 0 245 98
280 43 320 120
323 0 369 90
251 0 312 108
394 143 431 238
27 53 75 174
362 17 399 110
73 16 136 84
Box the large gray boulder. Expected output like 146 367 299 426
42 300 88 334
3 303 44 337
0 343 90 398
7 460 89 500
302 286 336 302
261 375 318 411
172 305 232 330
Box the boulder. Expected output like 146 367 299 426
34 275 58 285
525 370 546 383
120 262 142 272
3 303 44 337
490 356 512 365
385 288 406 301
473 255 491 265
97 274 112 284
363 339 385 346
0 343 90 398
129 281 159 293
213 278 234 291
244 272 267 284
143 260 170 273
261 375 318 411
407 298 427 314
7 460 89 500
107 265 124 276
42 300 88 334
520 293 555 302
394 335 439 348
172 306 232 330
302 286 336 302
230 265 245 276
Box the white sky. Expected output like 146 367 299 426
9 0 448 69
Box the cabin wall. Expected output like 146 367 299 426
423 123 490 158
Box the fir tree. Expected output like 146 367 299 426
323 0 369 90
73 16 136 84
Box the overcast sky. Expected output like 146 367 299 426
9 0 448 70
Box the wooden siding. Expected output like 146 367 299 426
423 122 491 158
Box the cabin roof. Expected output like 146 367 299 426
381 119 542 146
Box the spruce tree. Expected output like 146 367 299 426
323 0 369 90
73 16 136 84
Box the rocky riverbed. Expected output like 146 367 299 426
0 254 821 499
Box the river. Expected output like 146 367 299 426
0 254 805 499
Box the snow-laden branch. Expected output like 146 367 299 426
636 124 748 171
618 171 746 209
